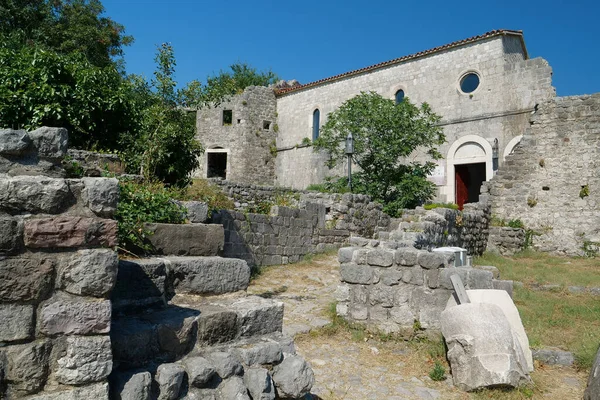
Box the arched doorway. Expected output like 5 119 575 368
446 136 494 209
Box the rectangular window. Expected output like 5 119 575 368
222 110 233 125
263 121 271 130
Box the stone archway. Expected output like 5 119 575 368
503 135 523 161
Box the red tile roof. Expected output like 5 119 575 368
275 30 526 97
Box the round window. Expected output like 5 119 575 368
460 73 480 93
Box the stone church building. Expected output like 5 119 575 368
195 29 555 207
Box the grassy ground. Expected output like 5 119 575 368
475 250 600 369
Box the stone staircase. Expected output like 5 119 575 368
110 226 314 399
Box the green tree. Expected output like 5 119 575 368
0 0 133 68
313 92 446 216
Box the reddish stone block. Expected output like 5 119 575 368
24 217 117 248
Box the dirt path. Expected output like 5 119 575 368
247 254 588 400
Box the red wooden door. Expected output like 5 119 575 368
455 165 469 210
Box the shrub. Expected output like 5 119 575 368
507 219 525 229
115 180 186 254
423 202 459 211
169 178 234 212
429 362 446 381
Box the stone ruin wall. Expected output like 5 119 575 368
0 128 119 399
489 93 600 256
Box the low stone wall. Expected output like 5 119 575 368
487 226 526 255
335 242 511 335
213 204 350 267
386 202 491 256
0 128 118 399
211 180 391 238
66 149 125 177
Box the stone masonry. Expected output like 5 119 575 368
0 128 118 399
488 93 600 255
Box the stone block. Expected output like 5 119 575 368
0 217 23 254
337 247 355 263
81 177 119 218
235 341 283 366
340 263 373 284
166 256 250 295
380 270 403 286
55 335 112 385
0 176 71 214
144 307 200 360
493 279 514 298
38 294 111 336
425 269 440 289
3 340 51 395
395 248 418 266
24 217 117 248
180 201 209 223
196 305 240 346
417 251 447 269
366 249 394 267
156 363 185 400
370 284 395 307
0 256 54 302
204 351 243 379
585 347 600 399
334 284 350 302
218 377 250 400
0 304 34 342
271 354 314 399
29 127 68 159
229 296 284 338
440 267 470 290
244 367 275 400
110 318 158 367
467 269 494 289
184 356 216 388
57 249 118 297
111 371 152 400
390 304 415 326
27 382 109 400
145 223 223 257
112 258 167 311
0 129 31 155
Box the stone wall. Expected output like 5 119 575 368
335 242 510 335
487 226 526 256
195 86 277 185
66 149 125 177
211 179 391 239
488 93 600 255
0 128 119 399
213 204 351 268
386 202 491 256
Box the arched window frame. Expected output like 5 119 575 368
395 89 405 104
312 108 320 141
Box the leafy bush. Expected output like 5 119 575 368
429 362 446 381
507 219 525 229
168 179 234 212
115 180 186 254
423 202 459 210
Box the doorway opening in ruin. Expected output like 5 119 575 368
455 162 486 209
207 152 227 179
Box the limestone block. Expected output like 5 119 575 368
584 347 600 400
228 296 284 338
271 354 314 399
369 284 395 307
390 304 415 326
446 289 533 372
410 287 451 329
184 356 216 388
417 251 448 269
334 284 350 302
395 248 419 266
441 302 530 391
112 371 152 400
27 382 109 400
366 249 394 267
217 376 250 400
244 367 275 400
196 305 240 346
337 247 355 263
0 304 34 342
467 269 494 289
0 256 53 302
235 341 282 366
24 217 117 248
29 127 68 159
0 217 23 254
0 129 31 155
3 340 51 394
166 256 250 295
179 201 209 223
0 176 71 214
380 270 403 286
145 223 223 257
340 263 373 284
81 177 119 218
492 279 514 298
38 294 111 335
156 363 185 400
205 351 243 379
57 249 118 297
55 335 112 385
143 307 199 360
112 258 167 311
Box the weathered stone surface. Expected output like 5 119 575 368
205 351 243 379
366 249 394 267
228 296 283 338
0 176 71 214
0 256 53 302
180 201 209 223
271 354 314 399
467 269 494 289
446 289 533 372
112 258 167 310
82 177 119 218
3 340 51 394
196 305 240 346
0 217 23 254
340 263 373 284
184 356 216 388
145 223 224 257
244 368 275 400
38 294 111 335
492 279 514 298
337 247 355 264
110 318 158 367
441 302 530 391
395 248 419 266
380 270 403 286
24 217 117 248
27 382 109 400
0 129 31 155
585 346 600 400
417 251 447 269
29 127 68 159
144 306 200 360
57 249 118 297
533 349 575 366
218 376 250 400
167 256 250 295
0 304 34 342
112 371 152 400
156 363 185 400
55 335 112 385
235 342 282 366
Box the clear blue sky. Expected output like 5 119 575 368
102 0 600 97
